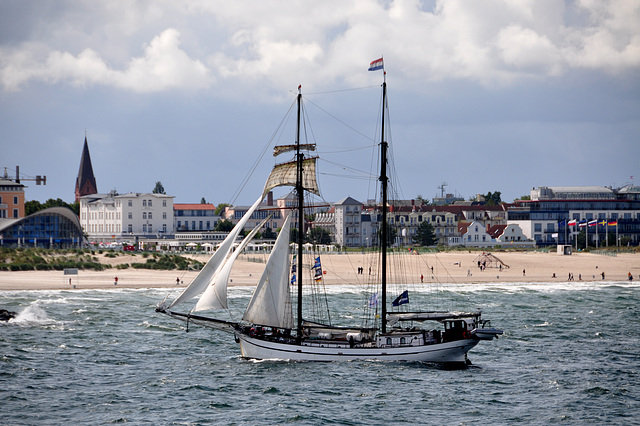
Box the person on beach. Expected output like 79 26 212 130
601 271 605 280
176 277 180 286
420 274 424 283
114 276 118 285
522 269 526 277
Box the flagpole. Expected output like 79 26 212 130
596 220 599 249
585 219 588 250
606 217 609 248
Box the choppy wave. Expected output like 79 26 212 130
1 285 638 424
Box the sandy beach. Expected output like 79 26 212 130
0 250 637 291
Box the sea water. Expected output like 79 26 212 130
1 282 639 424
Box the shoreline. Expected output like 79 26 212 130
0 251 637 291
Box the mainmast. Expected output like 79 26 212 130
295 85 304 341
380 75 388 334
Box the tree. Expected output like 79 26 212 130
153 181 166 194
262 227 276 239
215 203 230 216
378 224 397 246
412 221 437 246
415 194 427 205
290 228 299 243
215 219 234 232
515 195 531 201
25 198 78 216
200 197 207 204
308 227 332 245
483 191 502 206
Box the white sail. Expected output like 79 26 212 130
194 214 272 312
242 214 294 329
167 195 263 309
263 157 320 197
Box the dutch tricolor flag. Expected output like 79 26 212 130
368 57 384 71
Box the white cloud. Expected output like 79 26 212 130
1 0 639 93
1 28 211 92
497 25 562 75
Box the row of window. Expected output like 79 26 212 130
0 196 20 205
124 199 167 208
86 223 169 234
85 211 168 220
0 209 19 218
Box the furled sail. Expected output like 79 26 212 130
242 214 294 329
262 157 320 197
273 144 316 157
193 214 273 312
167 195 263 309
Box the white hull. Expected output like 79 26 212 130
238 334 479 363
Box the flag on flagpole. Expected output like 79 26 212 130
579 220 587 228
369 293 378 306
568 219 577 226
608 220 618 226
588 220 597 227
558 220 566 227
598 220 607 226
368 57 384 71
392 290 409 307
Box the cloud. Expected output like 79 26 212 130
1 29 212 92
1 0 639 93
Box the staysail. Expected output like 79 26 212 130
242 213 294 329
193 214 273 311
167 195 263 309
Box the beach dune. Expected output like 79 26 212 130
0 251 637 291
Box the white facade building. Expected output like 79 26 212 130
79 192 174 242
334 197 363 247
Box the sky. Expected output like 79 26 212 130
1 0 639 207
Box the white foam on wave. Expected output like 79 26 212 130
10 302 55 325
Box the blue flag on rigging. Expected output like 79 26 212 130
392 290 409 307
312 256 321 270
368 57 384 71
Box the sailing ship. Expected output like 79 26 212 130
157 65 502 364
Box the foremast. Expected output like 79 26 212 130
295 85 304 342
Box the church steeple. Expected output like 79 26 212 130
75 134 98 202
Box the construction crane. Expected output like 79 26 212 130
3 166 46 185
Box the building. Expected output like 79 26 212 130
508 185 640 246
75 136 98 202
0 207 84 248
456 221 493 247
174 203 219 232
432 193 464 205
79 191 174 243
487 224 532 246
333 196 363 247
0 175 25 219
